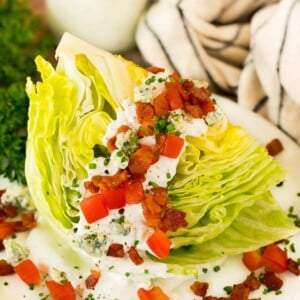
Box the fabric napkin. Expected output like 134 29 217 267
136 0 300 144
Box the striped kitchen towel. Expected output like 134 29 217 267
136 0 300 144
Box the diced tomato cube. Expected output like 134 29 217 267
161 135 184 159
14 259 40 286
46 280 76 300
102 188 126 210
80 194 109 223
262 243 288 273
147 229 171 259
124 181 145 204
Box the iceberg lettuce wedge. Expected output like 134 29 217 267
25 33 299 266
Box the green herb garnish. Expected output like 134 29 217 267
0 0 55 183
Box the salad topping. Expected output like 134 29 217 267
74 68 222 260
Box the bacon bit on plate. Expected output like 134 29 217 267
287 258 300 275
190 281 209 297
92 170 128 190
128 246 144 265
0 259 15 276
128 147 155 175
135 102 154 124
84 181 99 194
230 283 250 300
160 208 187 232
0 240 4 251
260 270 283 291
106 243 125 258
243 273 261 291
266 138 284 156
85 269 101 289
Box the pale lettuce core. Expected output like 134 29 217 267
25 33 299 267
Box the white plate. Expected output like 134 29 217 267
0 96 300 299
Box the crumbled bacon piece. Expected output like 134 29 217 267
84 181 99 194
160 208 187 232
0 259 14 276
287 258 300 275
0 189 5 201
141 187 187 232
135 102 154 123
1 205 18 218
152 92 169 118
230 283 250 300
106 243 125 258
190 281 209 297
266 138 283 156
85 269 101 289
128 246 144 265
92 170 128 190
20 212 36 230
243 273 261 291
128 147 154 175
202 297 218 300
260 271 283 291
0 240 4 251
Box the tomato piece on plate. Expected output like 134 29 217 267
124 181 145 204
146 229 171 259
161 134 184 159
262 243 288 273
14 259 40 285
46 280 76 300
242 250 262 271
102 188 126 210
80 193 109 223
137 286 169 300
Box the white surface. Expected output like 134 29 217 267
0 97 300 299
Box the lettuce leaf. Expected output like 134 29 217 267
26 33 299 266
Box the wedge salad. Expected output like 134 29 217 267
2 33 298 299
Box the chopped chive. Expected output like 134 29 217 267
290 243 296 253
213 265 220 272
88 163 97 169
145 76 156 85
125 272 131 277
144 269 149 274
223 286 232 295
149 181 159 188
166 172 171 179
108 265 115 270
202 267 208 273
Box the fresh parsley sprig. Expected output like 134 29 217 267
0 0 55 183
